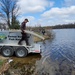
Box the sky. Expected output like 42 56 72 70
1 0 75 27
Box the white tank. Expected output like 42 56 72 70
0 30 44 57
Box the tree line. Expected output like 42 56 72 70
50 23 75 29
42 23 75 30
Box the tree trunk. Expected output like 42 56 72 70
7 15 10 27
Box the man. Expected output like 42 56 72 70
18 18 30 45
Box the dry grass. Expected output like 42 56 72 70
34 35 50 42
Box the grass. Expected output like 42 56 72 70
0 58 7 68
33 30 52 42
0 60 4 67
34 34 50 42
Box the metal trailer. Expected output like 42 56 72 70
0 30 44 57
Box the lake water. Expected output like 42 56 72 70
11 29 75 75
35 29 75 75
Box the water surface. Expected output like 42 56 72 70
35 29 75 75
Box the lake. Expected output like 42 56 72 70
10 29 75 75
35 29 75 75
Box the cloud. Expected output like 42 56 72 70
64 19 75 23
17 0 55 26
42 6 75 18
18 16 36 26
64 0 75 6
17 0 75 26
17 0 49 14
0 13 2 16
40 6 75 26
49 1 55 7
18 16 35 22
18 5 75 26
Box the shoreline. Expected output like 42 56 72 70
34 35 50 42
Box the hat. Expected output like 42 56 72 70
25 18 29 22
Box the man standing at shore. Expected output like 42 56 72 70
18 18 30 45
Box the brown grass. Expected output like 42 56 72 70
34 35 50 42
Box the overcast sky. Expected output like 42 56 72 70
2 0 75 27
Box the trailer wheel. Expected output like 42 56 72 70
15 47 28 57
1 46 14 57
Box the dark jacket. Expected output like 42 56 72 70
21 22 26 33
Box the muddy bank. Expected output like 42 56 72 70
5 54 41 75
34 30 52 42
2 55 75 75
0 54 41 75
34 34 50 42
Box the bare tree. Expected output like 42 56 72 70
11 0 19 26
0 0 19 27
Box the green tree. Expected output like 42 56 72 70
10 16 20 29
0 0 19 27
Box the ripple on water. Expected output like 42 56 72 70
36 29 75 75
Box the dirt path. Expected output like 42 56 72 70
0 55 9 60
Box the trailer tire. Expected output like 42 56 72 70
15 47 28 57
1 46 14 57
